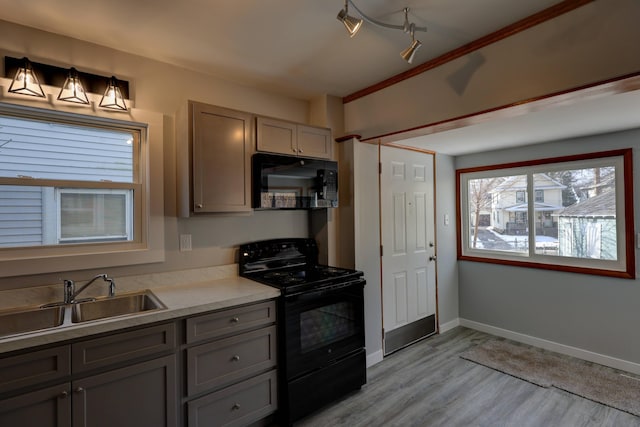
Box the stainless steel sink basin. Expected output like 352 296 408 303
71 290 166 323
0 306 65 337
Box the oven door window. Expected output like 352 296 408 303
300 301 356 353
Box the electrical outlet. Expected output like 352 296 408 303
179 234 192 252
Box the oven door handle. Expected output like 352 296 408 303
286 279 365 298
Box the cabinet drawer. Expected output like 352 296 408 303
187 326 276 396
187 370 277 427
72 322 176 373
0 346 70 394
186 301 276 344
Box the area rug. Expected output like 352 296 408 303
460 339 640 417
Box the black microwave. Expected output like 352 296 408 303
252 153 338 209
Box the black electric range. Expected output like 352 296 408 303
239 238 367 425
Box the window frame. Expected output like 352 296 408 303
456 149 635 279
0 100 164 277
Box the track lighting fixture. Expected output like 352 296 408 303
336 1 426 64
8 57 45 98
58 67 90 104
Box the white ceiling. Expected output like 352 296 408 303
0 0 563 100
1 0 639 154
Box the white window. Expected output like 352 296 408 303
457 149 634 278
0 103 164 277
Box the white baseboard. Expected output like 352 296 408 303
460 318 640 375
439 318 460 334
366 349 384 367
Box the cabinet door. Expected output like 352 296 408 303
192 102 253 212
297 124 332 159
0 383 71 427
256 117 297 156
72 355 177 427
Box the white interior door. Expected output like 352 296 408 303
380 145 437 355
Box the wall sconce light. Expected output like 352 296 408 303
57 67 90 104
336 1 427 64
99 76 127 111
8 57 46 98
4 56 130 111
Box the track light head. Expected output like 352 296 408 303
337 5 363 37
400 39 422 64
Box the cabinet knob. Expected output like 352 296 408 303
231 355 240 362
232 403 241 411
299 149 303 153
75 387 85 393
196 203 203 209
231 317 240 323
60 391 68 398
292 148 297 153
429 255 437 261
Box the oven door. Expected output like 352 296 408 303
283 279 365 380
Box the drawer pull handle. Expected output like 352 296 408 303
231 317 240 323
232 403 241 411
231 355 241 362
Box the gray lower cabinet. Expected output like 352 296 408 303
0 322 177 427
72 355 176 427
0 383 71 427
184 301 278 427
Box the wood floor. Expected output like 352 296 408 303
295 327 640 427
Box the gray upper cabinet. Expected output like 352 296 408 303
176 101 254 216
256 116 332 159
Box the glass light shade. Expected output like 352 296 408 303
8 57 45 98
57 68 90 104
400 39 422 64
337 9 363 37
99 76 127 111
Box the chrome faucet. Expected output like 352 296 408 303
63 274 116 304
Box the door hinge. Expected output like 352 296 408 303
380 245 383 257
379 162 382 174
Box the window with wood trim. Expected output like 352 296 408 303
457 149 635 278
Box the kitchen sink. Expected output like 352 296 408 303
0 305 65 338
71 290 166 323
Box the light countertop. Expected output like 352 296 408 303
0 275 279 354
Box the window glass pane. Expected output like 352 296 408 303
0 185 133 248
60 190 132 242
536 167 617 259
468 174 528 254
0 115 134 182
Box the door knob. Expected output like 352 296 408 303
429 255 437 261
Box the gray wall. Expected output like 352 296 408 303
456 127 640 364
435 153 459 327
